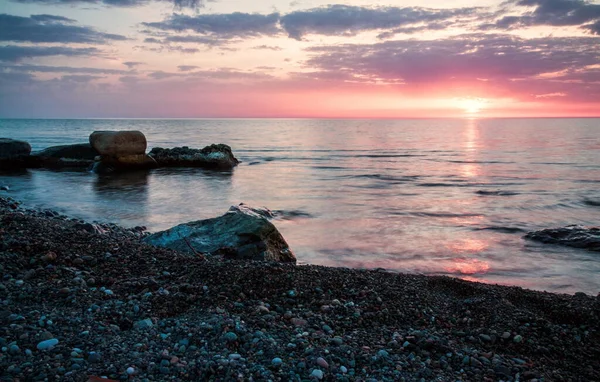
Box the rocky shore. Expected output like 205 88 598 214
1 197 599 381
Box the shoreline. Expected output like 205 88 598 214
1 196 599 381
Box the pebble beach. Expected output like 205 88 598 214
1 196 599 381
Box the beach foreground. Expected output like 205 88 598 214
1 197 599 381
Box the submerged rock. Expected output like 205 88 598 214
524 225 600 251
0 138 31 169
89 131 157 173
149 144 240 169
30 143 99 168
144 204 295 262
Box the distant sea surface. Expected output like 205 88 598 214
1 118 599 294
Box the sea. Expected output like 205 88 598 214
1 118 599 294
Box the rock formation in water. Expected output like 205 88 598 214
0 138 32 169
524 225 600 251
149 144 240 169
144 204 296 263
89 131 157 173
29 143 99 168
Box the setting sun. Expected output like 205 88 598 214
460 98 488 114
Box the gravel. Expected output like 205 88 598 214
1 196 599 381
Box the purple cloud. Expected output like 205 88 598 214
0 14 127 44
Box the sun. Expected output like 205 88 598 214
460 98 487 114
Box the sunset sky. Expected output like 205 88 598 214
1 0 600 118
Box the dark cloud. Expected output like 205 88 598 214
280 5 479 40
377 22 452 39
304 33 600 101
177 65 198 71
10 0 210 8
142 5 481 43
491 0 600 32
144 37 162 43
142 12 280 39
123 61 143 68
1 64 129 74
0 45 100 62
0 14 127 44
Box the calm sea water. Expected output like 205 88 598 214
1 118 599 294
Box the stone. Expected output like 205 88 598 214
310 369 324 380
149 144 240 169
134 319 153 330
89 131 156 173
90 131 147 157
91 154 157 174
224 332 238 342
144 204 296 263
0 138 31 168
513 335 523 343
37 338 59 351
524 225 600 251
272 357 283 367
316 357 329 368
29 143 98 168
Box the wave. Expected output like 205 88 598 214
473 226 526 234
476 190 520 196
411 212 484 218
272 209 314 220
583 198 600 207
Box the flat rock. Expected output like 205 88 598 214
30 143 98 168
149 144 240 169
524 225 600 251
144 204 296 263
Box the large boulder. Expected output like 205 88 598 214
524 225 600 251
90 131 147 157
0 138 32 169
30 143 99 168
149 144 240 169
89 131 156 173
144 204 296 263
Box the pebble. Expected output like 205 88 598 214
127 367 135 375
310 369 324 380
134 318 153 330
37 339 59 351
224 332 238 342
316 357 329 368
513 335 523 343
272 357 283 367
340 366 348 373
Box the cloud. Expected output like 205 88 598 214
142 5 481 43
61 74 104 82
491 0 600 33
142 12 281 39
123 61 143 68
280 5 479 40
0 45 100 62
303 33 600 101
1 64 129 74
9 0 210 8
252 45 282 51
178 65 198 71
0 13 127 44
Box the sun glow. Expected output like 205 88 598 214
459 98 488 114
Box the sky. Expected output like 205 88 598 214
1 0 600 118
